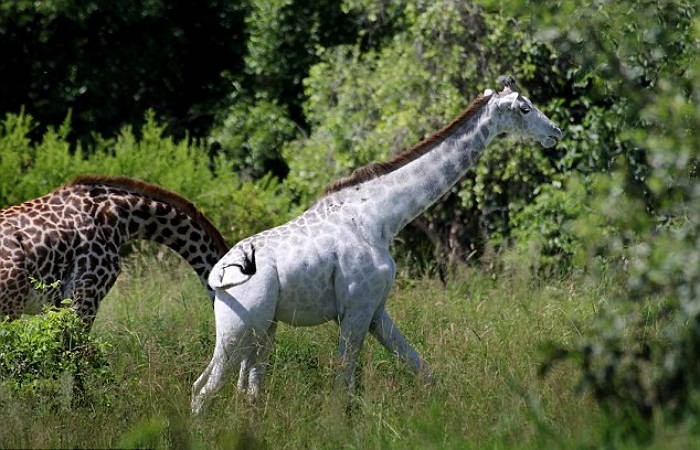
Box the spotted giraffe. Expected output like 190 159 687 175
0 175 231 328
191 76 563 413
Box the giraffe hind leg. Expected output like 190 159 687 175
192 266 279 414
191 326 258 414
244 321 277 401
235 321 276 399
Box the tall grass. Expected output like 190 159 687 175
0 253 673 449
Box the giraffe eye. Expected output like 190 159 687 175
520 105 531 114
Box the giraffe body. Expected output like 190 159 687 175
192 77 563 413
0 175 228 327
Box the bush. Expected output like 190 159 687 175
0 300 112 403
542 18 698 439
209 97 297 179
509 181 584 275
243 0 358 118
213 173 300 245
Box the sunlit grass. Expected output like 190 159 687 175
0 253 663 449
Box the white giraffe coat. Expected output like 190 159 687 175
192 78 563 413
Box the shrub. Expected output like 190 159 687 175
0 300 112 403
542 22 698 439
509 181 584 275
209 97 297 179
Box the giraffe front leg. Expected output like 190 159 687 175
68 276 117 330
336 310 373 411
0 264 30 321
66 248 120 329
1 238 34 320
369 308 432 382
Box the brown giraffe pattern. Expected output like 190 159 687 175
0 175 229 328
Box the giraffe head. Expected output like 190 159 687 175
484 75 562 148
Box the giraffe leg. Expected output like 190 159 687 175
193 357 216 398
236 355 252 393
64 246 120 329
0 271 30 320
192 267 278 415
192 313 272 414
68 272 119 329
369 308 432 379
336 310 373 408
332 250 397 409
245 321 277 401
235 320 277 399
0 238 30 320
192 331 253 414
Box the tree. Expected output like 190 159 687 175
0 0 248 142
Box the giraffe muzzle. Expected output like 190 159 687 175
541 126 563 148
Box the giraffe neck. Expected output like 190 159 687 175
339 103 497 241
89 185 227 296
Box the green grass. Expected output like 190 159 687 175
0 253 680 449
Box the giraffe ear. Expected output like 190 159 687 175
483 88 494 96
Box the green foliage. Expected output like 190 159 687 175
214 174 300 245
116 416 170 449
209 97 297 179
244 0 357 112
542 13 699 438
207 0 360 182
509 182 584 275
283 1 582 263
0 112 91 205
0 302 112 400
0 110 295 245
0 0 248 141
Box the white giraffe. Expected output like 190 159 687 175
192 76 563 413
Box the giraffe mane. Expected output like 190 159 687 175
66 175 229 255
323 93 492 195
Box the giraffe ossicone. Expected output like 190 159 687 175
192 76 563 414
0 175 228 328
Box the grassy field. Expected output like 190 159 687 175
0 253 688 449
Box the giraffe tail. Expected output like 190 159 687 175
208 244 256 290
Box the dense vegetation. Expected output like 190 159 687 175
0 0 697 447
